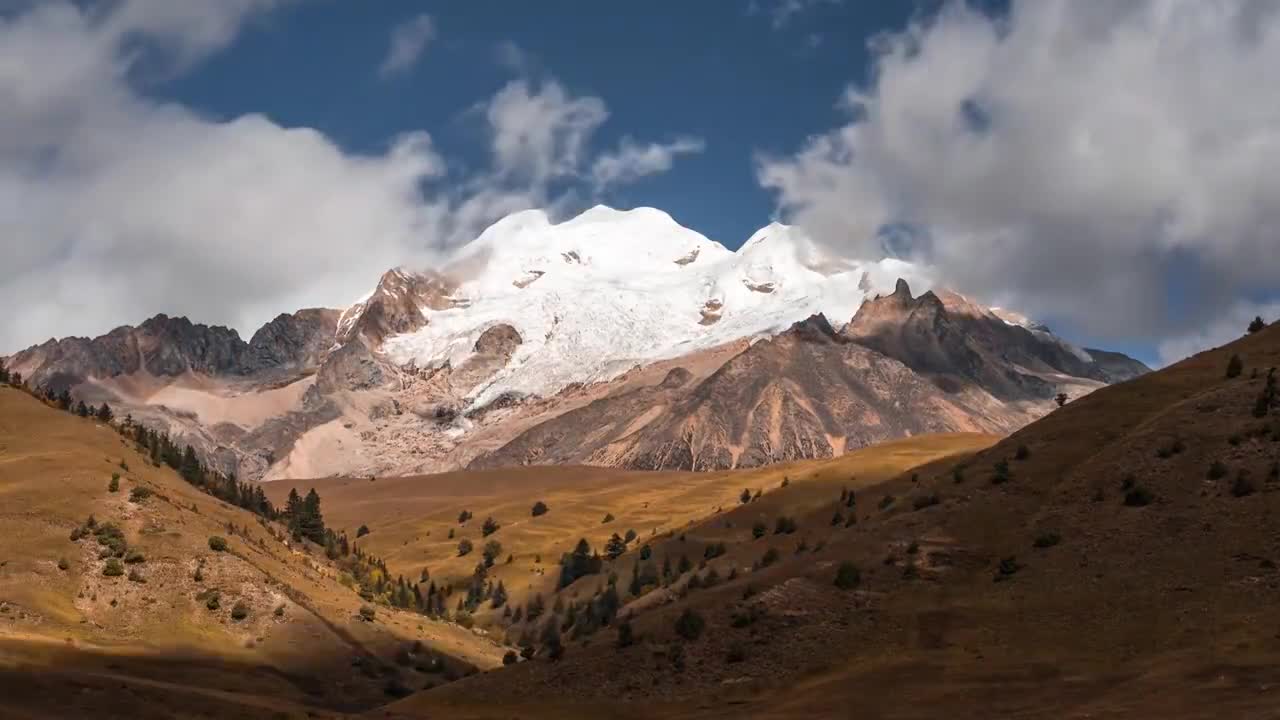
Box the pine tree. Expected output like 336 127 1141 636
605 533 627 560
96 403 113 422
628 559 643 596
75 400 89 417
481 516 500 537
298 489 326 543
491 580 508 609
1249 316 1267 334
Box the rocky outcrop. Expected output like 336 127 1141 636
247 309 341 372
841 280 1149 400
471 312 1022 472
337 269 458 346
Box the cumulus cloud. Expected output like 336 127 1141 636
485 79 608 185
591 137 706 191
759 0 1280 359
1157 301 1280 367
379 13 434 78
0 3 700 353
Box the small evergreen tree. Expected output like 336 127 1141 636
482 540 502 567
739 488 751 504
531 501 549 517
1226 354 1244 379
673 607 705 641
481 516 500 537
457 538 474 557
605 533 627 560
1054 392 1069 408
356 524 370 538
1248 316 1267 334
108 474 119 493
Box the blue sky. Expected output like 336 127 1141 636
160 0 928 249
1 0 1277 367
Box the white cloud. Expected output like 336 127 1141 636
591 137 706 191
485 79 608 185
1157 302 1280 366
0 4 701 353
378 13 434 78
750 0 841 29
759 0 1280 345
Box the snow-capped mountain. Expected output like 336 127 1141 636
361 205 933 407
4 206 1148 481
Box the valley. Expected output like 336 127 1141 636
1 320 1277 718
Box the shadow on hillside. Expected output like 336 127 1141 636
0 637 466 719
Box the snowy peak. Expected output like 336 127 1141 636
369 205 937 407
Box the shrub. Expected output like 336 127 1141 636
1226 354 1244 379
1055 392 1069 408
128 486 153 503
502 650 518 666
124 549 145 564
1033 532 1061 549
639 544 652 560
773 516 798 535
1207 461 1229 480
481 517 501 537
102 559 124 577
616 620 635 648
531 501 549 517
760 548 780 567
1014 444 1030 461
1249 316 1267 334
878 495 895 510
601 513 615 524
208 536 228 552
356 524 370 538
991 459 1011 485
108 475 119 493
624 528 638 544
359 605 377 622
1232 471 1256 498
831 511 844 526
128 568 146 583
995 556 1021 580
740 488 751 504
274 605 285 617
205 592 221 611
458 510 472 524
69 527 83 542
457 539 474 557
673 608 705 641
781 477 790 488
953 467 965 483
752 522 766 539
912 494 940 511
834 561 861 589
57 557 69 571
703 542 727 560
1123 486 1154 507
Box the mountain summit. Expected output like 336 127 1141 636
4 206 1147 480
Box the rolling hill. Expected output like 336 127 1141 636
378 320 1280 719
0 386 506 719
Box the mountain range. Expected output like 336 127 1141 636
3 206 1148 481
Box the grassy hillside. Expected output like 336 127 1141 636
0 387 505 719
269 433 993 628
383 323 1280 719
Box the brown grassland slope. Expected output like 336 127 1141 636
382 323 1280 719
0 387 505 719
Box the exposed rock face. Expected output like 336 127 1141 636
5 264 1148 481
842 280 1148 400
473 324 522 358
247 309 341 372
471 313 1026 472
337 269 457 347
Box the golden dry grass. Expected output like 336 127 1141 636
269 433 995 614
0 387 507 718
